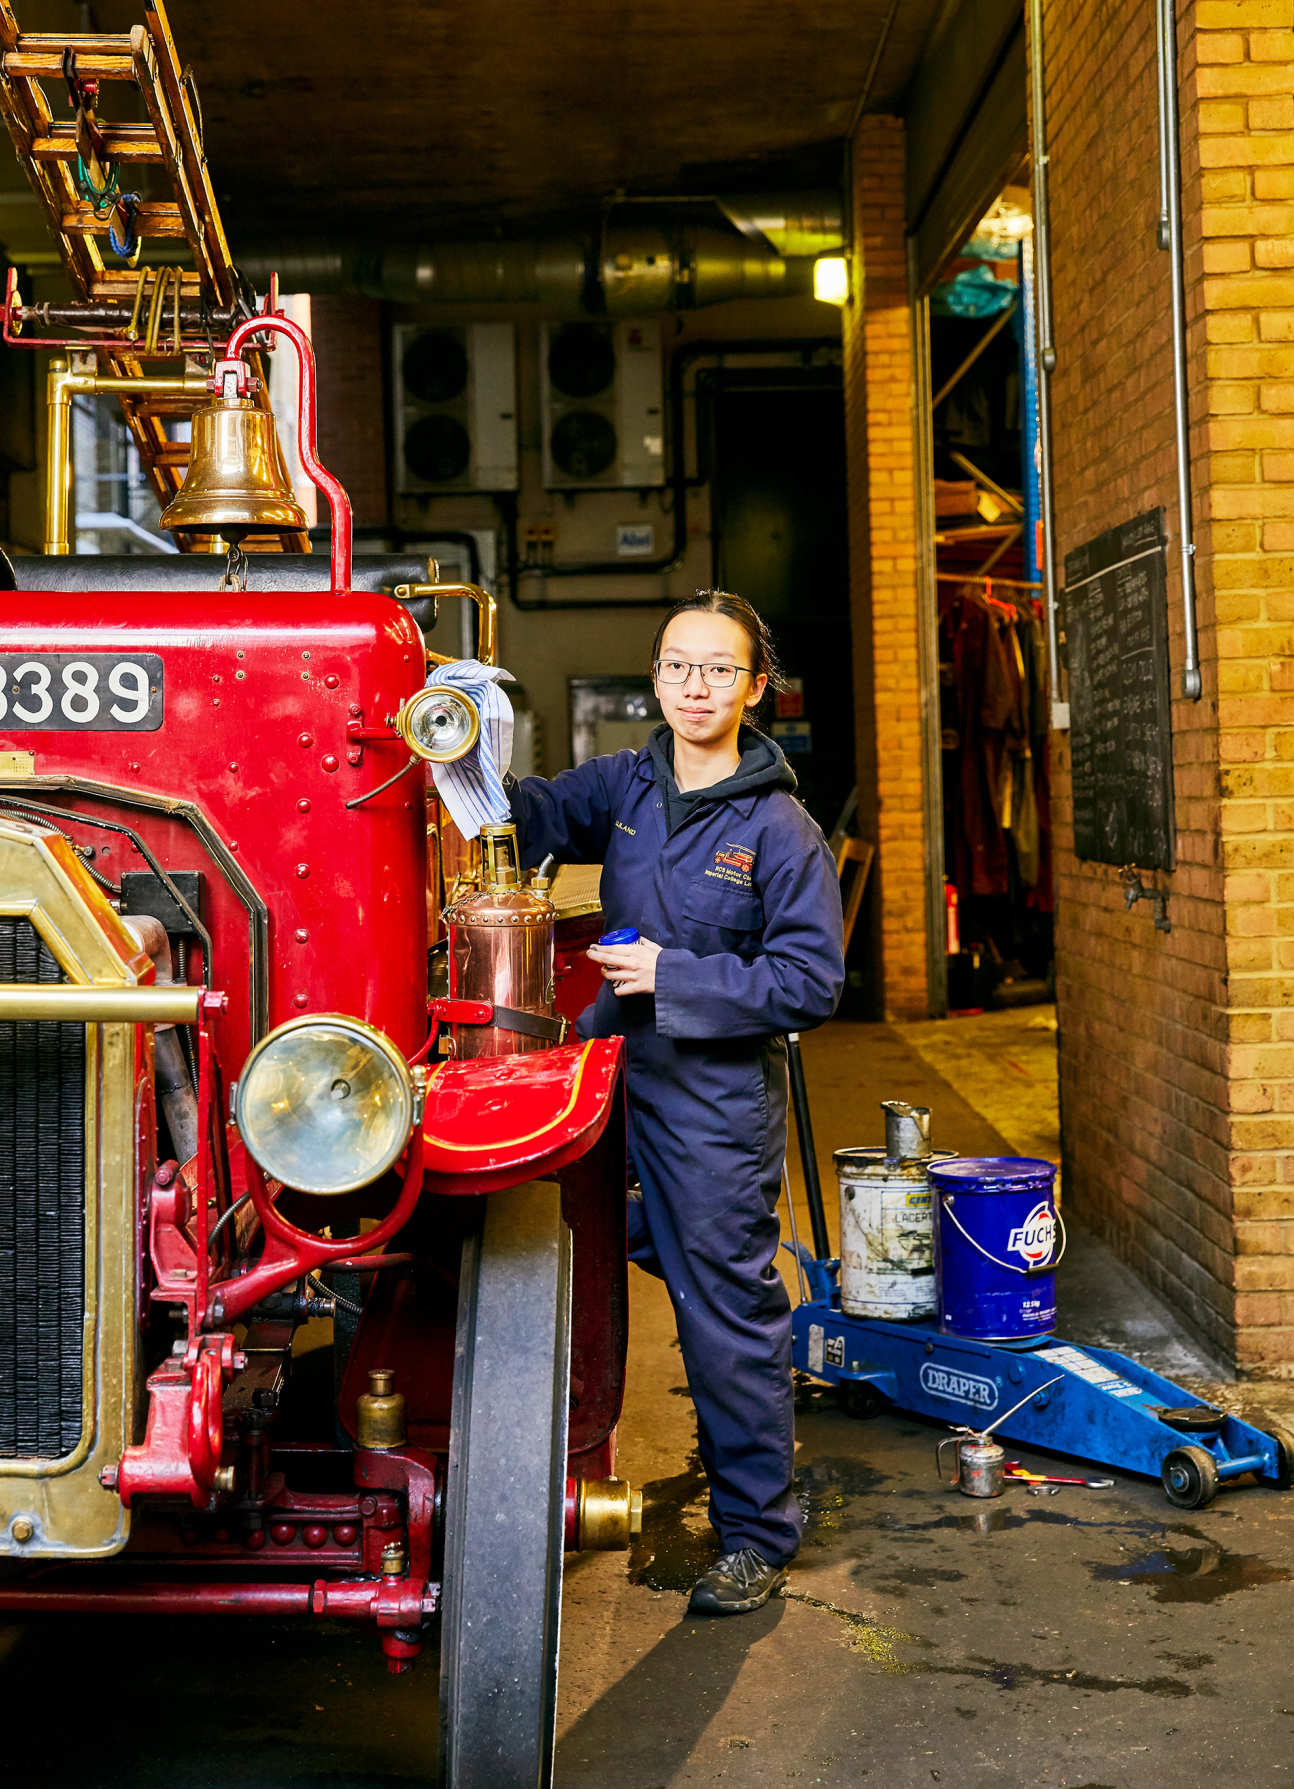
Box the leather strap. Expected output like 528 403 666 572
489 1004 569 1044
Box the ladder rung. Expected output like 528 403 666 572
33 124 164 163
15 31 135 55
4 48 135 79
62 200 186 236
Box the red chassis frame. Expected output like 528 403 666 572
0 315 630 1671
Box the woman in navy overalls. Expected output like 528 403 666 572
508 592 845 1614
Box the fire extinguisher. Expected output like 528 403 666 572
945 880 960 956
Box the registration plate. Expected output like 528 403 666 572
0 652 163 731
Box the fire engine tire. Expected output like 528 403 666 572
437 1179 572 1789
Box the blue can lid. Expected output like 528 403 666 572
598 926 640 946
929 1156 1056 1193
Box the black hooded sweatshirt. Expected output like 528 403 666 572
646 722 798 835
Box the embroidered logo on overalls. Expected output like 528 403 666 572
707 843 756 887
615 819 637 835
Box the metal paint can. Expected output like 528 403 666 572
936 1432 1006 1498
835 1101 953 1322
931 1156 1065 1344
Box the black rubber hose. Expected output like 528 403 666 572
786 1031 831 1260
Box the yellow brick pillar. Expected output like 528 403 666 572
842 114 932 1020
1046 0 1294 1371
1194 5 1294 1371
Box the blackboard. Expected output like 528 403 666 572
1062 509 1176 871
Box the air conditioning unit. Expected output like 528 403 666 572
392 322 518 493
541 321 665 490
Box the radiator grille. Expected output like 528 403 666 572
0 917 86 1459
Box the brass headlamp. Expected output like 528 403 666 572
234 1014 419 1195
395 685 482 763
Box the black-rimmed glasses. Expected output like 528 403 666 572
652 658 755 689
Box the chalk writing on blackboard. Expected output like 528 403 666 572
1062 510 1175 872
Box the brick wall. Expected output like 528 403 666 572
309 297 389 529
843 114 931 1020
1046 0 1294 1370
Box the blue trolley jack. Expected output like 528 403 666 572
782 1040 1294 1511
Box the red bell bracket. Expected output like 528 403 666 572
223 310 353 594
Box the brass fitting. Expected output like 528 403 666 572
576 1478 643 1551
212 1464 236 1495
357 1367 407 1451
380 1540 406 1576
10 1517 34 1545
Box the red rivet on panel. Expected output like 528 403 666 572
293 993 308 1009
298 732 313 749
294 929 308 943
297 798 311 813
296 863 309 878
332 1523 359 1547
269 1523 295 1547
302 1523 329 1549
325 673 340 689
321 754 339 773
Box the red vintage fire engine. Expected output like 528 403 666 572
0 13 633 1784
0 309 633 1789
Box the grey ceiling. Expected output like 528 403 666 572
0 0 948 260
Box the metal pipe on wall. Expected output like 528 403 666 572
501 337 840 606
1026 0 1067 730
909 269 951 1019
1155 0 1202 701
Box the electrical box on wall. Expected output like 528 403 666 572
391 322 518 493
541 321 665 490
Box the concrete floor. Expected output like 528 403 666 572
4 1013 1294 1786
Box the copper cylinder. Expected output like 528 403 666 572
443 823 556 1058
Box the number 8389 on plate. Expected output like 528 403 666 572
0 653 163 731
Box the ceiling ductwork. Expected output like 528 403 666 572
240 194 843 316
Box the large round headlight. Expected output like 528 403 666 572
395 685 481 762
234 1014 416 1195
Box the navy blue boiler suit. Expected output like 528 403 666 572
510 731 844 1565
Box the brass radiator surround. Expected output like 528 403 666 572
0 816 151 1558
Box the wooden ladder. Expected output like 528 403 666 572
0 1 307 552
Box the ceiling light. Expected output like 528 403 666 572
814 255 849 306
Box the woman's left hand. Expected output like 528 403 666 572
587 937 662 996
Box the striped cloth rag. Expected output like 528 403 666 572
425 658 516 839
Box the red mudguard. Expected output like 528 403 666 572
421 1037 624 1196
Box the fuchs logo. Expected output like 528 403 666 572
1007 1201 1055 1266
919 1362 999 1412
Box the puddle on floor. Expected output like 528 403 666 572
628 1450 716 1593
1092 1538 1292 1602
796 1455 888 1547
784 1590 1196 1697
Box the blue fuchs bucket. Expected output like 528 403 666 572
930 1157 1065 1345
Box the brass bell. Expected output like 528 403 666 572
160 392 306 541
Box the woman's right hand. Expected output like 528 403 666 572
587 937 661 996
